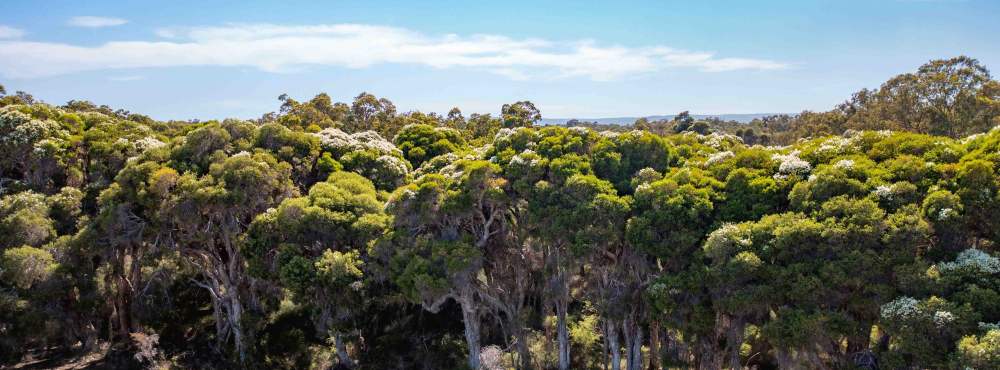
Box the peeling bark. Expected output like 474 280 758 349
333 333 354 368
458 287 482 370
555 283 570 370
606 320 622 370
649 320 661 370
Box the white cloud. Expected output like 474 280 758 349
68 16 128 28
0 23 788 80
0 25 25 39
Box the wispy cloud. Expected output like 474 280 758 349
0 25 25 39
0 23 789 80
68 16 128 28
108 75 144 81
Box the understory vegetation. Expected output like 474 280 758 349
2 56 1000 369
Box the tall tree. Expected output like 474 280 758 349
501 101 541 129
388 159 507 370
162 152 296 361
246 171 390 368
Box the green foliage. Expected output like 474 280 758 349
1 245 57 289
1 63 1000 368
0 191 55 248
628 176 716 262
500 101 541 128
958 329 1000 369
393 123 466 168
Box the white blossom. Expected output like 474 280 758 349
937 207 957 222
376 155 410 176
939 248 1000 274
816 137 854 156
315 127 402 156
349 281 364 291
701 132 743 150
400 189 417 200
834 159 855 170
1 110 64 149
625 130 646 139
872 185 894 200
979 322 1000 331
315 127 354 150
881 296 920 321
480 345 505 370
933 310 956 328
493 127 517 142
706 151 734 166
773 151 811 178
632 167 662 185
134 136 166 151
509 149 540 167
704 223 751 260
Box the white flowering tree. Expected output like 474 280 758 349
878 296 974 367
315 127 411 190
0 107 70 191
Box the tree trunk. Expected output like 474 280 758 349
775 349 794 370
195 268 247 363
227 290 247 363
556 295 570 370
623 317 643 370
648 321 660 370
459 288 481 370
876 332 890 352
697 340 722 370
606 320 622 370
82 322 99 352
601 324 609 370
333 332 354 368
109 249 137 343
209 292 227 351
846 321 872 354
630 332 644 370
511 323 531 370
724 319 745 370
845 319 874 369
114 282 132 341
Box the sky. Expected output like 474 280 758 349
0 0 998 121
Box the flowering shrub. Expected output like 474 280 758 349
479 345 506 370
881 296 921 321
772 151 811 178
700 132 743 150
316 127 402 157
872 185 894 200
957 329 1000 369
706 150 735 166
939 248 1000 275
834 159 855 169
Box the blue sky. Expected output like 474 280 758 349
0 0 998 120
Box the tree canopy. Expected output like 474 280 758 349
2 56 1000 369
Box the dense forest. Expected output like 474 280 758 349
1 56 1000 369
